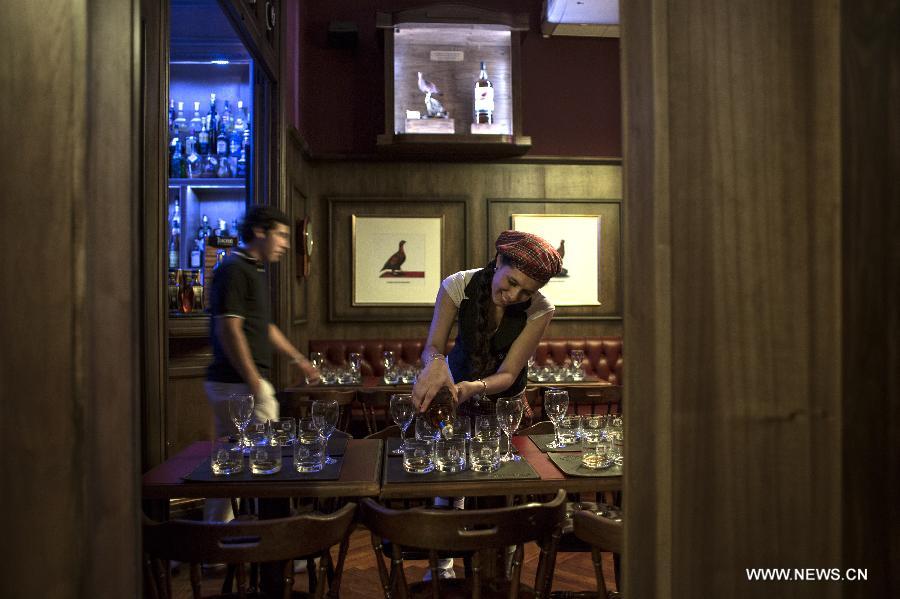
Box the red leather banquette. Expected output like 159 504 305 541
308 337 623 385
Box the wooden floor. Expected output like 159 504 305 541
168 526 617 597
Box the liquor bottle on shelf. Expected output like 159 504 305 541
427 386 458 438
174 101 188 136
229 219 239 238
220 100 233 133
167 270 179 312
168 201 181 270
189 101 203 136
190 270 204 312
473 61 494 125
233 99 246 135
215 118 227 155
200 214 212 240
216 155 231 178
207 92 218 138
197 117 210 156
169 138 186 178
235 148 247 178
168 99 176 133
177 269 194 314
202 150 219 178
185 134 201 178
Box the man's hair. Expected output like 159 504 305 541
238 205 290 243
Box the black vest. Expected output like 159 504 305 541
447 269 530 398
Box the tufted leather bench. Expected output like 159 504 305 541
308 336 623 383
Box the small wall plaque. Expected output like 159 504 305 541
429 50 464 61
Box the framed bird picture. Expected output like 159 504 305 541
328 197 468 322
352 215 442 306
487 198 622 321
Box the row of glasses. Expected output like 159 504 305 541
527 349 587 382
214 394 341 474
211 416 334 476
403 433 503 474
580 413 624 468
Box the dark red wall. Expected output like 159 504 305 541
295 0 621 158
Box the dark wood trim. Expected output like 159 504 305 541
141 0 170 470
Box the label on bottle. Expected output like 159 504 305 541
190 249 201 268
168 250 178 269
474 87 494 112
216 140 227 155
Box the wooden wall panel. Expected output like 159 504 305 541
300 161 622 348
1 0 139 596
620 0 900 595
841 0 900 594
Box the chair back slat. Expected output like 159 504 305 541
144 503 356 565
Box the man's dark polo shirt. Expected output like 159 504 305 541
207 249 272 383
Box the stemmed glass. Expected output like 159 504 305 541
311 398 340 465
389 393 416 455
348 352 362 383
543 388 570 448
496 396 525 462
569 349 586 381
228 393 254 449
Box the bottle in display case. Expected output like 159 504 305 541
168 199 181 269
474 61 494 125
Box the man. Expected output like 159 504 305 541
204 205 319 520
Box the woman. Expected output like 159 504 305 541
413 230 562 417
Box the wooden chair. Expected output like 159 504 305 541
360 489 567 599
568 386 622 416
143 503 357 599
517 420 555 436
357 390 392 436
572 510 623 599
364 424 401 439
279 389 356 432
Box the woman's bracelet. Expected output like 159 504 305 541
431 353 447 363
478 378 487 395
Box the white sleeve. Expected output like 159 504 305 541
440 270 469 308
526 291 555 321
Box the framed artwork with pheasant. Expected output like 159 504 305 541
352 215 441 306
487 198 621 321
328 197 468 322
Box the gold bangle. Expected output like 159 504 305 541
431 353 447 362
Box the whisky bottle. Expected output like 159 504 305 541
235 148 247 178
167 270 179 312
427 386 458 439
233 99 246 135
185 135 201 178
220 100 233 133
207 92 218 137
168 204 181 269
190 270 204 311
215 122 228 159
169 138 184 178
197 118 210 156
189 101 203 136
174 101 188 136
178 269 194 314
474 61 494 125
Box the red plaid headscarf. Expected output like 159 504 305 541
495 230 562 285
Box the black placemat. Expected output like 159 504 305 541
528 434 580 453
547 452 622 478
279 435 348 456
183 455 343 482
384 437 518 456
384 454 539 484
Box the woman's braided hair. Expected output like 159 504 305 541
470 255 505 379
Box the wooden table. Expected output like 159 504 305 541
379 435 621 500
142 438 383 501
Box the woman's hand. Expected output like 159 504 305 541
411 358 457 412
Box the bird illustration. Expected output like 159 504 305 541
417 72 441 96
381 240 407 274
556 239 569 277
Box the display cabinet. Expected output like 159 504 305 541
376 5 531 157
